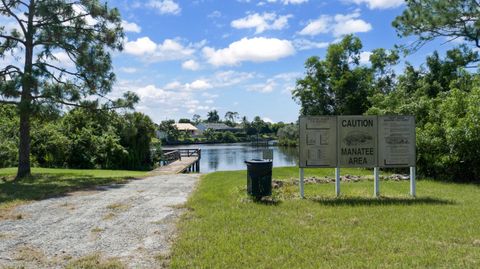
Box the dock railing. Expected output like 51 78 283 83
161 150 181 165
177 148 201 159
160 148 201 172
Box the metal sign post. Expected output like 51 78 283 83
410 166 416 197
300 168 305 198
335 167 341 197
374 167 379 197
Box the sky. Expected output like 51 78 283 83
1 0 457 124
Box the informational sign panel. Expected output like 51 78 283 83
337 116 378 167
299 116 337 168
299 115 415 168
298 115 416 197
378 116 416 167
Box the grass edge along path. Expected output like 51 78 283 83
0 167 147 214
170 167 480 269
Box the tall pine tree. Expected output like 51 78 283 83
0 0 138 179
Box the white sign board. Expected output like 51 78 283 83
378 116 416 167
298 115 416 197
299 116 337 168
337 116 378 167
299 115 415 168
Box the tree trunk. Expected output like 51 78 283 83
16 0 35 180
16 106 31 179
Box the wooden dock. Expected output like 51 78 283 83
150 149 201 175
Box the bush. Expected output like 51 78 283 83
277 124 298 147
221 131 238 143
0 105 19 168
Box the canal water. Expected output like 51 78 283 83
164 143 298 173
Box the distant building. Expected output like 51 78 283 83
196 123 239 135
174 123 199 136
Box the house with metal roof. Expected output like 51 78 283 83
196 123 239 135
174 123 199 136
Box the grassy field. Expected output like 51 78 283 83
0 167 147 211
170 167 480 268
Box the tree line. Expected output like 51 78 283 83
0 105 160 171
159 110 292 144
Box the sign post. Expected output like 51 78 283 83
374 167 379 197
300 168 305 198
410 166 416 197
335 167 340 197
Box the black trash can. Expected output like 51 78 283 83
245 159 273 198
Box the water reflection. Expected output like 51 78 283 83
165 143 298 173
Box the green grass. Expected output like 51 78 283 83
0 167 147 211
170 167 480 268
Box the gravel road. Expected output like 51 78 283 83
0 173 199 268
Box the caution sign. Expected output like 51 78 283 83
299 116 337 168
299 115 415 168
337 116 377 167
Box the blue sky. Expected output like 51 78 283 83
104 0 452 124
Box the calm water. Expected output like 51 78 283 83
165 143 298 173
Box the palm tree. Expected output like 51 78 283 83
206 110 220 123
192 114 201 124
224 111 239 126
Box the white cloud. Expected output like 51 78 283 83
231 12 292 34
262 117 274 123
248 72 300 94
124 37 196 62
72 4 97 26
124 37 157 56
182 59 200 70
263 0 308 4
299 10 372 37
249 80 276 93
161 79 212 92
121 20 141 33
202 92 219 99
211 70 258 87
203 37 295 66
293 39 329 50
359 51 372 64
51 51 75 68
208 10 222 18
298 16 330 36
120 67 138 73
162 71 256 95
349 0 404 9
333 12 372 36
164 81 183 90
187 79 212 90
153 39 195 61
112 80 211 120
0 47 22 69
147 0 181 15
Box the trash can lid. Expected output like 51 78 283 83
245 159 272 164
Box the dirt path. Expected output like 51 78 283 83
0 174 199 268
